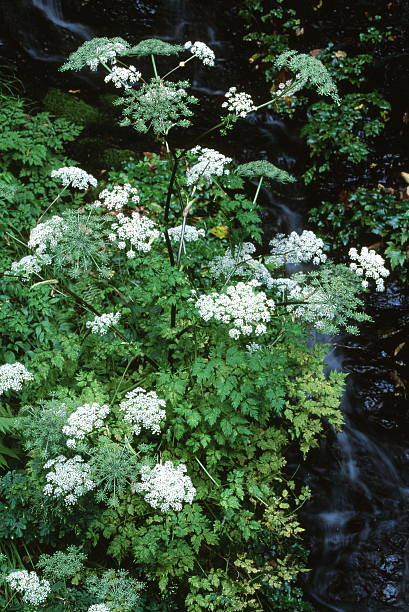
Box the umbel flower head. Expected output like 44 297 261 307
235 160 296 184
0 362 33 395
127 38 183 57
187 146 232 186
208 242 274 288
104 65 141 89
349 246 389 291
184 40 215 66
167 225 205 242
86 312 121 335
109 212 160 258
88 605 110 612
94 183 139 211
9 254 51 279
134 460 196 512
268 230 327 266
119 387 166 436
43 455 95 505
63 402 110 448
222 86 256 118
275 50 340 104
51 166 97 190
114 78 197 135
194 279 275 339
61 37 130 72
6 571 51 606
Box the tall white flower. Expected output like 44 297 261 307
119 387 166 436
28 215 66 256
209 242 274 288
51 166 97 190
104 65 141 89
184 40 215 66
109 212 160 257
86 40 129 71
43 455 95 505
349 247 389 291
86 312 121 335
63 403 110 448
222 87 256 118
268 230 327 266
167 225 205 242
6 571 51 606
0 362 33 395
94 184 139 210
194 280 275 339
187 146 232 186
9 254 51 279
134 461 196 512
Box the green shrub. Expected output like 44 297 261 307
43 88 100 125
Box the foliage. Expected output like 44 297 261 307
301 92 390 183
0 35 384 612
43 88 100 126
309 187 409 272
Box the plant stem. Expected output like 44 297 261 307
252 175 264 205
150 54 159 78
37 185 68 222
195 455 220 487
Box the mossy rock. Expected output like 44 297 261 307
100 148 136 169
43 88 100 125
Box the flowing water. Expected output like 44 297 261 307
1 1 409 609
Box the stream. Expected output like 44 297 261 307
1 1 408 610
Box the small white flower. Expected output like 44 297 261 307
63 402 110 447
9 254 51 279
348 247 389 291
88 605 110 612
187 146 232 186
119 387 166 435
194 280 275 338
43 455 95 505
167 225 205 242
134 460 196 512
6 570 51 606
222 86 256 118
184 40 215 66
94 183 139 210
86 40 128 71
209 242 274 288
51 166 97 190
28 215 67 256
104 65 141 89
246 342 262 353
0 362 33 395
86 312 121 335
110 212 160 254
268 230 327 266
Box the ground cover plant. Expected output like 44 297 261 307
0 36 390 611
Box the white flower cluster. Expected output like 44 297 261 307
109 212 160 258
286 284 337 331
28 215 66 255
269 277 300 296
6 571 51 606
134 461 196 512
43 455 95 505
86 312 121 335
222 86 256 118
95 184 139 210
119 387 166 435
87 40 128 71
104 65 141 89
9 254 51 279
246 342 262 353
349 246 389 291
268 230 327 266
187 146 232 186
63 402 110 448
88 605 110 612
184 40 215 66
167 225 205 242
51 166 97 190
194 280 275 339
209 242 274 288
0 362 33 395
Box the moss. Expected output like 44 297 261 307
100 148 136 169
43 88 100 125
